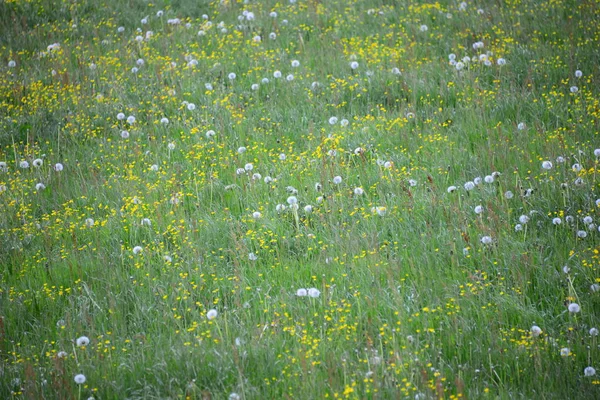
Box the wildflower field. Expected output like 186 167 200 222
1 0 600 398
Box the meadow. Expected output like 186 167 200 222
1 0 600 398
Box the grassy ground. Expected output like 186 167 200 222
1 0 600 398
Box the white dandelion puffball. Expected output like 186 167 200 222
541 161 553 170
552 218 562 225
570 86 578 93
575 70 583 78
126 115 136 124
480 236 493 245
350 61 359 69
74 374 86 385
35 183 46 191
287 196 298 205
273 70 282 78
560 348 570 357
133 246 143 255
584 367 596 377
447 186 457 193
464 181 475 190
206 130 216 138
531 325 542 337
567 303 580 313
252 211 261 219
296 288 308 297
19 160 29 168
590 328 599 336
228 72 236 80
206 309 218 320
291 60 300 67
76 336 90 347
333 176 342 184
420 24 428 32
54 163 64 172
354 187 364 196
187 103 196 111
474 205 484 214
248 253 258 261
308 288 321 298
328 116 338 125
85 218 95 227
517 122 526 130
33 158 43 167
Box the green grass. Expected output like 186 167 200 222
1 0 600 398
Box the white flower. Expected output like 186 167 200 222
276 204 286 212
304 205 312 213
76 336 90 347
269 32 277 40
291 60 300 67
504 191 514 199
229 393 241 400
54 163 64 172
206 309 218 320
497 58 506 66
20 160 30 168
556 156 566 163
286 74 294 81
484 175 494 183
584 216 593 224
591 284 600 292
117 113 125 120
33 158 43 167
328 116 338 125
333 176 342 184
117 26 125 33
531 325 542 337
187 103 196 111
420 24 428 32
252 35 261 42
514 224 523 232
167 142 176 150
133 246 143 255
480 236 493 245
567 303 580 313
350 61 359 69
248 253 258 261
244 163 253 171
252 211 261 219
464 181 475 190
552 218 562 225
474 205 483 214
120 130 130 139
251 83 259 90
85 218 95 227
205 130 216 138
584 367 596 377
455 62 464 70
264 176 273 184
8 60 16 67
517 122 526 130
447 186 457 193
577 230 587 238
519 215 530 224
150 164 159 172
308 288 321 298
279 153 286 161
590 328 599 336
126 115 136 124
252 173 261 180
273 70 282 78
262 77 270 84
391 67 401 75
570 86 579 93
160 117 169 125
228 72 236 80
296 288 307 297
542 161 553 170
409 179 417 187
354 187 364 195
74 374 86 385
35 183 46 191
287 196 298 205
560 348 570 357
340 119 349 127
270 11 278 18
